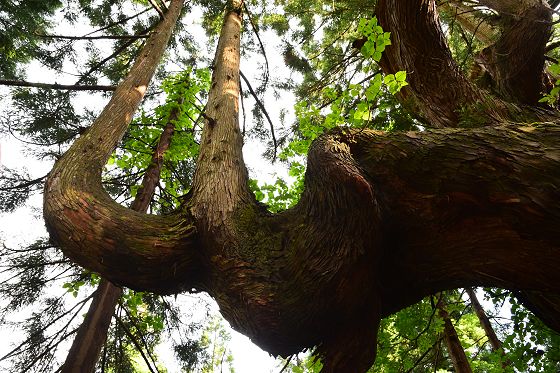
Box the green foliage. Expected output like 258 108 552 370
540 63 560 105
0 0 63 78
0 167 34 212
357 17 391 62
499 293 560 372
105 67 210 210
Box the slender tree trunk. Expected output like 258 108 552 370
465 288 503 351
436 294 473 373
61 60 185 373
465 288 511 369
61 280 122 373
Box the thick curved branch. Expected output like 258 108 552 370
375 0 555 127
341 124 560 316
376 0 489 127
43 0 201 294
477 1 552 104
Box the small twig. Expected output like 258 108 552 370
148 0 165 19
243 2 270 90
239 70 278 160
83 8 151 37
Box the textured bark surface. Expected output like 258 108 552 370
344 124 560 317
376 0 488 127
376 0 556 127
42 0 560 372
477 1 552 104
43 0 199 294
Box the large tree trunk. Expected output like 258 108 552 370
43 1 560 372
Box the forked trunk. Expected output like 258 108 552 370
43 1 560 372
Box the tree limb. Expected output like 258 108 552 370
0 79 116 91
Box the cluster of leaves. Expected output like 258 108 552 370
491 291 560 372
251 16 411 212
279 289 559 372
540 63 560 106
104 67 210 211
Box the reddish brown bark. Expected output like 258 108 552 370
376 0 556 127
466 288 503 351
60 3 185 372
376 0 488 127
436 295 473 373
476 1 552 104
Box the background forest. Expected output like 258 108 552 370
1 0 559 372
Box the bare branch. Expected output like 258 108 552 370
36 34 149 40
0 79 116 91
239 70 278 160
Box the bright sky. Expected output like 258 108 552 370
0 3 295 372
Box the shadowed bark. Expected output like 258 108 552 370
476 0 552 104
42 0 560 372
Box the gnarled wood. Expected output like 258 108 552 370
43 0 200 294
42 0 560 372
477 1 552 104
